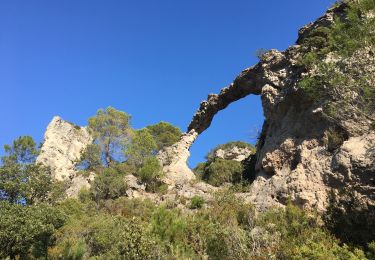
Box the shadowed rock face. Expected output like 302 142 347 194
159 2 375 211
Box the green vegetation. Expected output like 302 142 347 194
255 48 270 60
0 135 374 258
200 158 244 186
2 1 375 257
0 136 55 204
146 121 182 151
90 167 128 201
324 188 375 248
78 107 181 194
86 106 132 166
298 0 375 116
189 195 205 209
194 141 255 186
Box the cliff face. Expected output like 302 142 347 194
160 2 375 211
37 2 374 210
37 116 93 197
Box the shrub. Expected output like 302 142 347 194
324 127 347 152
203 158 244 186
91 167 127 201
51 213 162 259
0 202 66 259
298 0 375 117
137 156 165 193
190 195 205 209
255 201 366 259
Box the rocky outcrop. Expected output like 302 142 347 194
214 147 253 162
159 1 375 211
157 130 198 185
37 116 93 197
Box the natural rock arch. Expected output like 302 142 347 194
157 48 298 184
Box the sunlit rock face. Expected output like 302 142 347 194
37 116 93 197
160 2 375 211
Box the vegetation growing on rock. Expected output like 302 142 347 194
1 0 375 259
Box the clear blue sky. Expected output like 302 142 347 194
0 0 334 167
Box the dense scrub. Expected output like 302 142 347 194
2 190 374 259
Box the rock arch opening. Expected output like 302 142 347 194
188 95 264 168
157 49 293 184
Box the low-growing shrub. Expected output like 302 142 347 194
190 195 205 209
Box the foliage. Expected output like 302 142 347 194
0 136 53 204
255 201 366 259
137 156 165 193
146 121 182 151
190 195 205 209
298 0 375 116
255 48 270 60
0 201 66 259
50 212 162 259
201 158 244 186
126 128 157 167
324 127 348 151
88 106 131 166
78 143 101 170
91 167 128 201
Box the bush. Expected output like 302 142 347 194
0 202 66 259
190 195 205 209
137 156 166 193
91 167 128 201
50 213 162 259
203 159 244 186
298 0 375 116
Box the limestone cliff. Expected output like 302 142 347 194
159 1 375 211
37 116 93 197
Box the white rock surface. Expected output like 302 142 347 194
37 116 93 197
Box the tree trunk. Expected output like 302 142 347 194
105 142 111 166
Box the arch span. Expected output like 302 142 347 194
158 49 298 184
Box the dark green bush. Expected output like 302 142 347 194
137 156 166 193
0 202 66 259
91 167 128 201
203 158 244 186
189 195 205 209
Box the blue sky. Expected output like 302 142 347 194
0 0 334 166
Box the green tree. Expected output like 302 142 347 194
88 107 131 166
79 143 101 170
0 136 52 204
0 201 65 259
126 128 157 167
146 121 182 151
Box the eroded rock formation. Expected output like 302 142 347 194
37 116 93 197
159 2 375 211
